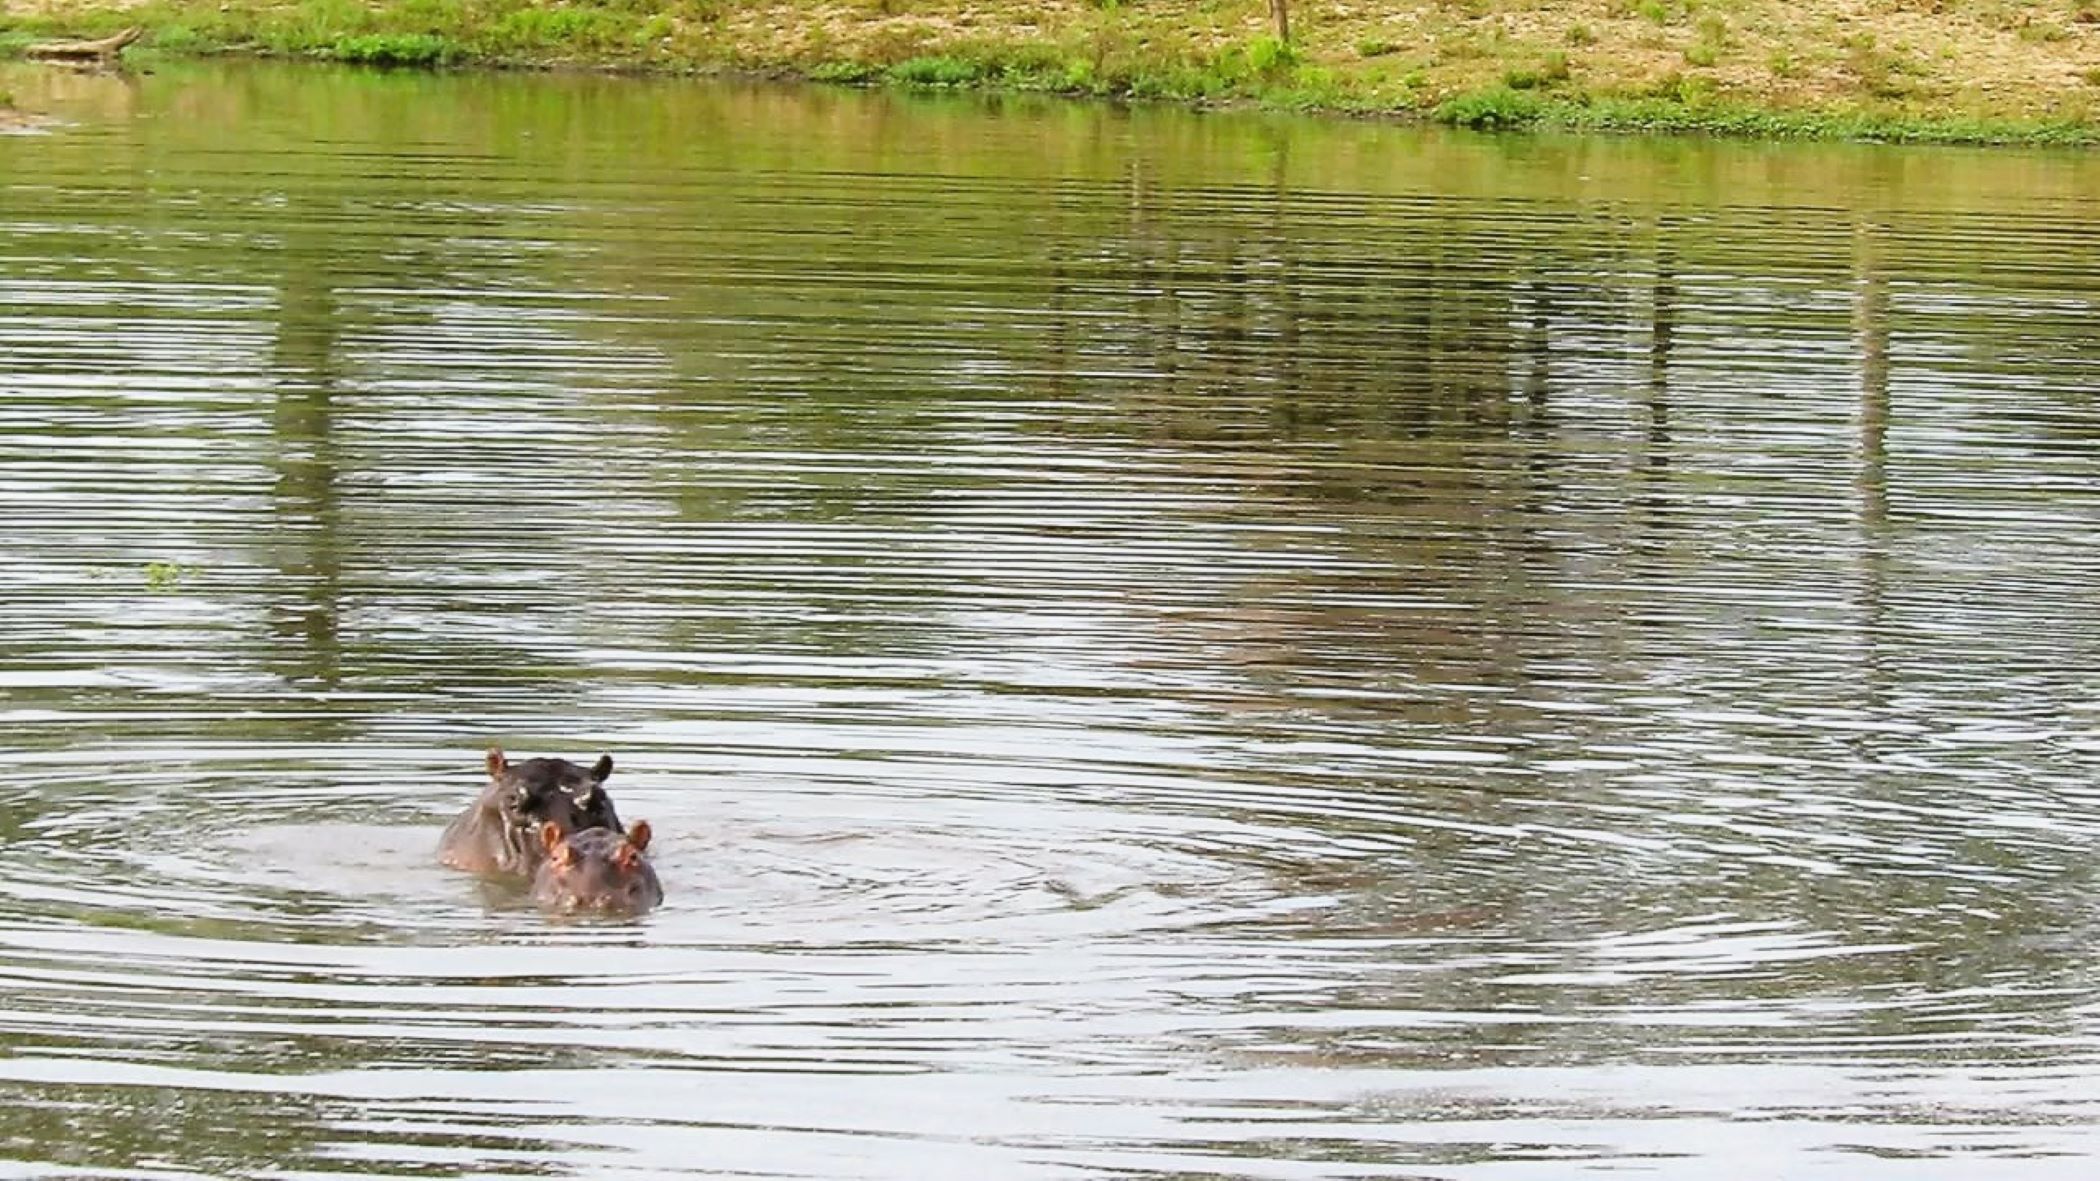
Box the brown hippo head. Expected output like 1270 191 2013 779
532 820 663 917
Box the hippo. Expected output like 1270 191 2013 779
531 820 662 916
438 746 624 877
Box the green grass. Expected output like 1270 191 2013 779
148 24 212 54
328 32 461 65
1502 51 1570 90
806 31 1323 104
493 7 622 51
0 0 665 65
1242 34 1298 75
5 0 2098 148
1433 86 1547 128
1422 83 2100 145
1683 12 1728 67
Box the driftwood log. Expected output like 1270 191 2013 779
24 27 142 61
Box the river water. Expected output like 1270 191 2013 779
4 61 2100 1179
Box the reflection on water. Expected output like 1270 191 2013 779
4 61 2100 1178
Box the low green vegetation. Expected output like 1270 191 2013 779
329 33 463 67
1 0 2097 145
886 55 991 87
1502 51 1571 91
1432 87 2100 145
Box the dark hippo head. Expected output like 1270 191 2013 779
489 747 623 838
438 746 624 877
531 820 663 917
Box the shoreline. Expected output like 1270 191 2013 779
3 1 2099 147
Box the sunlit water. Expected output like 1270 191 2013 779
4 61 2100 1179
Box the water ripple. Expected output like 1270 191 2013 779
3 60 2100 1179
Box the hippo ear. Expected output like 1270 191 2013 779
590 754 613 782
627 820 652 854
539 821 564 853
487 747 509 779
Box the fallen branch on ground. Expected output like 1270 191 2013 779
25 27 142 61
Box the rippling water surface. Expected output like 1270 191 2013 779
5 61 2100 1179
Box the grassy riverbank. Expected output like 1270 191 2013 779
4 0 2100 144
